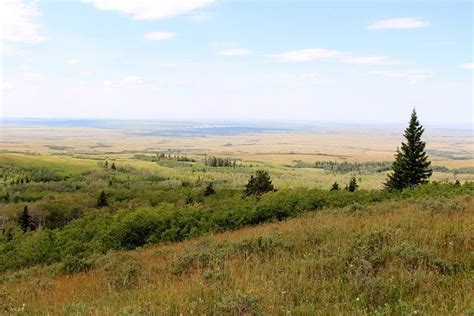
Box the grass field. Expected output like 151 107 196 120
1 121 473 190
0 120 473 315
1 195 473 315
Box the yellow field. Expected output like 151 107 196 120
1 123 473 189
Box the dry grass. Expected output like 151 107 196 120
2 196 473 315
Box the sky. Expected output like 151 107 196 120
0 0 472 125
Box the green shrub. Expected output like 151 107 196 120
96 252 140 290
217 290 261 315
60 255 93 274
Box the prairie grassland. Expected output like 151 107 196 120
1 122 473 191
1 195 473 315
2 124 473 166
1 152 471 195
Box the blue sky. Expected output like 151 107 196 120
1 0 472 124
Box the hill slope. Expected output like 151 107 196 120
1 195 473 315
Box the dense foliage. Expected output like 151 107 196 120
204 156 239 167
0 180 472 273
244 170 274 196
291 160 392 173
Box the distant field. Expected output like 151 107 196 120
1 120 473 188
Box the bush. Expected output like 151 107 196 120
217 290 261 315
96 252 140 289
60 255 93 274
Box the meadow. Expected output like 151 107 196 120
0 120 473 315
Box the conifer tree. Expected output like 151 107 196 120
204 182 216 196
97 190 108 208
245 170 274 196
330 181 340 191
346 176 358 192
18 205 33 232
111 162 116 170
385 109 432 191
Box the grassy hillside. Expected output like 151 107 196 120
1 195 473 315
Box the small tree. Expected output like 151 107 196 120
204 182 216 196
104 160 109 168
330 181 340 191
97 190 108 208
18 205 33 232
346 176 358 192
111 162 116 171
245 170 274 196
385 109 432 191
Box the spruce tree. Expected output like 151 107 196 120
244 170 274 196
385 109 432 191
97 190 108 208
204 182 216 196
330 181 340 191
346 176 358 192
18 205 33 232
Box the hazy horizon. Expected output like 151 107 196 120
1 116 472 131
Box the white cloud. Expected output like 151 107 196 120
80 71 94 76
340 55 398 65
281 73 320 82
457 63 473 70
144 32 175 41
0 81 14 91
120 76 144 85
270 48 342 62
368 17 430 30
66 59 80 65
369 69 433 83
191 13 211 21
0 0 45 44
84 0 215 20
158 60 178 68
216 48 252 56
23 72 46 83
270 48 399 65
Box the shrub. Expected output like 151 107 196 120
60 255 93 274
244 170 274 196
96 252 140 290
217 290 261 315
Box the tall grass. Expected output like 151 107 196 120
1 195 472 315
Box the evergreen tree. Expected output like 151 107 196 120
244 170 274 196
111 162 116 170
385 109 432 191
104 160 109 168
346 176 358 192
330 181 340 191
204 182 216 196
18 205 33 232
96 190 108 208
